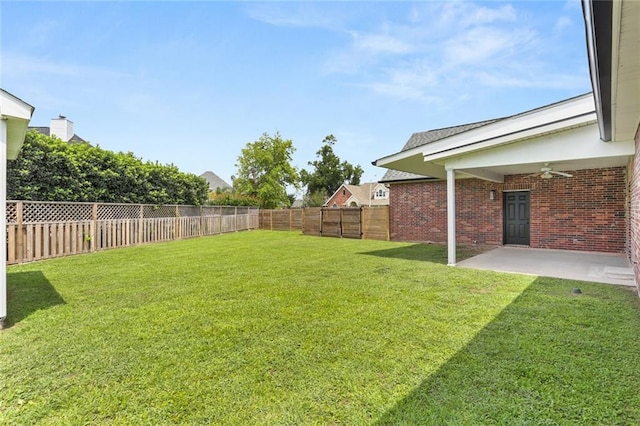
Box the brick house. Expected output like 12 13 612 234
324 182 389 208
373 0 640 285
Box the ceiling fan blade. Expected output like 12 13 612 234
528 172 542 177
551 171 572 177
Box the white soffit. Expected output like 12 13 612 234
611 0 640 143
1 89 35 160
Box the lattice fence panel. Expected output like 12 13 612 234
201 206 221 217
22 202 92 223
178 206 201 217
6 202 17 224
97 204 142 220
221 207 237 216
143 205 178 218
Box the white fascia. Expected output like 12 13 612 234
423 95 596 163
444 123 634 172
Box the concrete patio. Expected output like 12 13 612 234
457 247 637 287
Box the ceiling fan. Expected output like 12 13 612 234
529 163 573 179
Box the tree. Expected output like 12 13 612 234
233 132 299 209
300 135 364 201
7 130 209 205
207 192 259 206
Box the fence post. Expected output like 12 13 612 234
234 207 238 231
199 206 203 237
15 202 23 263
138 205 144 244
174 205 180 240
219 206 223 234
91 203 98 252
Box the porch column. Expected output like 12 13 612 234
1 118 7 325
446 168 456 266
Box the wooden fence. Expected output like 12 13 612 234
6 201 259 265
259 207 389 240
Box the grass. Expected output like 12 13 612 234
1 231 640 424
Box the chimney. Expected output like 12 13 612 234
50 115 74 142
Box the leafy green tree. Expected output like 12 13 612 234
207 192 259 206
7 130 209 205
300 134 364 201
233 132 299 209
303 191 327 207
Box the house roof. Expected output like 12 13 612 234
582 0 640 143
29 126 86 143
200 171 231 191
347 183 389 206
380 120 499 183
374 93 603 181
325 182 389 206
399 119 500 152
380 169 433 183
1 88 35 160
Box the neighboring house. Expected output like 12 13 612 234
373 0 639 276
324 182 390 208
200 171 232 192
1 88 35 324
29 115 86 143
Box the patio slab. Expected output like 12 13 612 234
457 247 637 287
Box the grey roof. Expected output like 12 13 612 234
400 119 500 152
200 171 232 191
29 126 87 143
380 169 434 183
379 119 499 183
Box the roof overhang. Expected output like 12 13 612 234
374 94 600 180
1 89 35 159
583 0 640 143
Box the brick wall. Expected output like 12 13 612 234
629 133 640 291
325 187 352 207
389 167 626 253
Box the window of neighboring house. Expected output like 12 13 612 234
342 189 346 195
349 201 358 207
375 189 387 198
333 203 338 208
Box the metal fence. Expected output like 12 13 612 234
6 201 259 264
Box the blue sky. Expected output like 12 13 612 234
2 1 591 192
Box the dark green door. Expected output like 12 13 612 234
504 191 530 245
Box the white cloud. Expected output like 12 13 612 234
365 62 440 101
460 4 517 27
444 26 537 66
320 2 586 103
434 3 516 30
554 16 573 32
244 3 342 30
350 32 413 55
2 51 123 79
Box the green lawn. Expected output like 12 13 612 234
2 231 640 424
